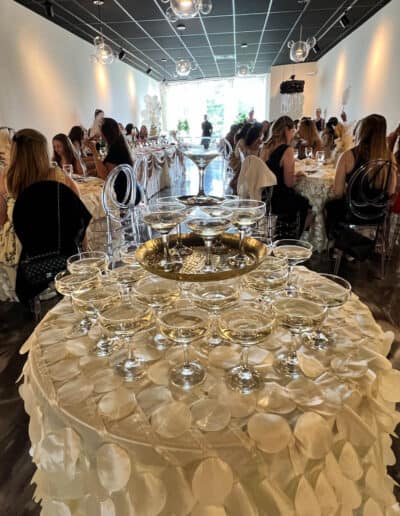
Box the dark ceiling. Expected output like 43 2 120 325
15 0 390 81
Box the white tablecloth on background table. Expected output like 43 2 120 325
294 163 335 252
19 267 400 515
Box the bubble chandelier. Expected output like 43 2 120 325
288 26 316 63
164 0 212 21
176 58 192 77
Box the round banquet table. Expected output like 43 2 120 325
20 267 400 515
294 163 336 252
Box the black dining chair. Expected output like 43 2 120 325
13 180 92 313
330 159 396 278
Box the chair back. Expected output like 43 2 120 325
237 155 277 201
346 159 394 222
222 139 233 161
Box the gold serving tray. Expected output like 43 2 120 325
136 233 267 282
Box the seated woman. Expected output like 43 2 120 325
260 116 311 236
68 125 86 155
261 120 270 143
296 119 323 159
228 123 252 194
87 117 141 204
325 114 397 238
0 129 81 267
139 125 148 142
321 117 338 160
53 133 86 176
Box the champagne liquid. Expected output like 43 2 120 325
120 250 139 266
232 211 259 228
220 310 274 344
274 245 312 266
273 298 325 332
99 304 151 336
143 212 186 232
55 272 99 296
135 282 180 309
159 311 207 343
186 217 230 238
68 257 108 274
72 288 120 317
110 265 146 288
247 271 288 292
191 284 239 311
305 282 349 308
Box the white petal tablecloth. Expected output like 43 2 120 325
19 268 400 515
294 164 335 252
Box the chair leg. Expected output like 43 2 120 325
333 250 343 275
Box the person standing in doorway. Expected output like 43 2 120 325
314 108 325 132
201 114 213 149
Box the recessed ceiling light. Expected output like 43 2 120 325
241 42 248 48
177 23 187 31
93 0 104 5
161 57 167 62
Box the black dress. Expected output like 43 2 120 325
104 137 141 205
267 144 310 235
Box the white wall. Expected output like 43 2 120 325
269 62 318 121
0 0 160 141
315 0 399 130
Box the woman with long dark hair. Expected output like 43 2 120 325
52 133 86 176
260 116 311 235
87 117 141 204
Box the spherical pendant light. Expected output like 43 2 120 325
176 58 192 77
166 6 179 22
199 0 213 15
170 0 200 19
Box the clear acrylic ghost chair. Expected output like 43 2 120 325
102 163 145 265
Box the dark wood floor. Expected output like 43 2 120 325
1 160 399 513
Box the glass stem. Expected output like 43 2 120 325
288 265 294 288
198 167 205 196
239 229 246 257
183 343 190 366
288 332 298 367
161 233 170 261
241 347 249 369
205 239 212 268
176 224 182 247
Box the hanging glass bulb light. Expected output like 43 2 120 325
199 0 213 15
237 64 249 77
288 26 316 63
176 58 192 77
93 35 104 49
166 6 179 22
96 41 115 64
170 0 200 19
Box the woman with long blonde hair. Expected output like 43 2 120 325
260 116 311 235
0 129 80 265
296 118 322 158
325 114 397 236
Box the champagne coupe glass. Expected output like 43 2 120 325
246 255 289 302
54 269 100 310
222 199 266 268
219 303 275 393
143 202 187 272
178 136 221 197
315 150 325 167
300 273 351 351
99 300 152 381
154 196 193 256
189 280 239 351
272 292 326 378
108 264 147 296
273 239 313 294
158 302 209 389
71 285 121 356
186 210 232 272
201 206 233 255
67 251 109 275
305 147 313 159
134 275 181 350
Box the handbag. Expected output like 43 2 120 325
17 182 67 294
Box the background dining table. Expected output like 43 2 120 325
294 161 336 252
19 267 400 515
